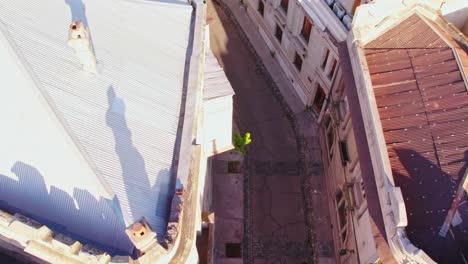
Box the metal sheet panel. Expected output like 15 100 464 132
365 13 468 263
0 0 193 253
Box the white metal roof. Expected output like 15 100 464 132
0 0 193 254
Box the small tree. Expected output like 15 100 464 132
233 132 252 155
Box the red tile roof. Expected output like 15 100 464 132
364 14 468 263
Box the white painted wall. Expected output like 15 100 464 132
203 96 234 155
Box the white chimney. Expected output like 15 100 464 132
125 217 160 254
67 21 96 73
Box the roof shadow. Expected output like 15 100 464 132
65 0 89 27
393 148 468 263
0 161 129 255
105 86 173 242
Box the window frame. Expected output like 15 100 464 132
312 84 326 113
339 140 350 164
301 16 312 43
293 52 303 72
275 24 283 43
258 0 265 16
328 58 338 80
324 115 335 158
351 176 367 218
321 49 330 69
280 0 289 13
335 190 348 243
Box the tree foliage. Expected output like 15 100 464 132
233 132 252 155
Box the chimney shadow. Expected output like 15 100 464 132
0 161 130 255
105 86 174 242
393 148 468 263
65 0 89 27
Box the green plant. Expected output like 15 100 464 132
233 132 252 155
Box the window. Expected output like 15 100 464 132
336 78 345 97
301 17 312 43
336 191 348 243
352 178 366 209
258 0 265 16
322 49 330 69
324 115 334 157
275 25 283 43
293 52 303 72
313 85 326 112
328 58 338 79
280 0 288 13
339 140 349 164
225 243 241 258
338 96 349 121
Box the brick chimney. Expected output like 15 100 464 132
67 21 96 73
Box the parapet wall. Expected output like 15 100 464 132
0 189 185 264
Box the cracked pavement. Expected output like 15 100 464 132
207 1 317 263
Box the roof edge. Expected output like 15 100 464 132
166 0 207 262
344 29 436 263
352 1 457 47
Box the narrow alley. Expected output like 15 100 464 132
207 0 334 263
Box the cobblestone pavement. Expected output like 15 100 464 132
207 1 334 263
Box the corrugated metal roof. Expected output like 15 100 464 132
203 48 235 101
0 0 193 253
365 14 468 263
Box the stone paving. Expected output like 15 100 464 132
207 0 335 263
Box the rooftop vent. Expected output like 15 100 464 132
67 21 96 73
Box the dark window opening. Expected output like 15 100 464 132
313 85 326 112
275 25 283 43
336 191 347 242
339 140 349 164
225 243 241 258
338 201 346 229
324 115 334 157
258 0 265 16
280 0 288 13
329 58 338 79
301 17 312 42
293 52 303 72
322 49 330 68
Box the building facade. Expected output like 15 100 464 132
242 0 467 263
242 0 384 262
